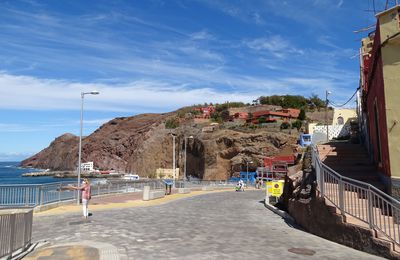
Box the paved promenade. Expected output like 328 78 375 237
26 190 383 259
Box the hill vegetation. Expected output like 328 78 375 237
258 94 326 110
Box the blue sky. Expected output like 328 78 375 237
0 0 384 161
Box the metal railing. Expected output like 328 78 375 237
311 145 400 247
175 180 237 188
0 180 166 208
0 179 237 208
0 208 33 259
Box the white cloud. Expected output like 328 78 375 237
190 30 214 40
0 73 256 112
82 118 113 125
0 152 34 162
245 36 304 58
0 123 39 132
0 70 357 113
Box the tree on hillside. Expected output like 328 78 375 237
258 94 326 110
291 119 302 130
165 117 179 129
220 110 230 121
298 108 306 121
309 94 326 108
215 102 246 112
258 116 267 124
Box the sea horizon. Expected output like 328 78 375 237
0 161 76 185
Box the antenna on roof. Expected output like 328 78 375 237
353 24 376 33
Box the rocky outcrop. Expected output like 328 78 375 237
21 133 79 170
21 113 298 179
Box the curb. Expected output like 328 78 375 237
264 200 295 223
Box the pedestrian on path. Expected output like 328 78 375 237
72 178 92 219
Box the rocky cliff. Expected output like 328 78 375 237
21 113 298 180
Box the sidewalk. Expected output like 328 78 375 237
24 188 381 260
26 188 238 260
34 187 235 216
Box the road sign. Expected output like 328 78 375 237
270 180 284 197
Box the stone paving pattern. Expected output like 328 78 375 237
28 190 384 259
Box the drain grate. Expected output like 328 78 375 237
288 247 316 256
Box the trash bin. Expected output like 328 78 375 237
163 179 173 195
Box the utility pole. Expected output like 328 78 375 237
325 90 331 143
172 133 176 188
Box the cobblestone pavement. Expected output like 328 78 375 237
29 190 383 259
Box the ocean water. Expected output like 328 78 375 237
0 161 76 185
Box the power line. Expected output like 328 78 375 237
328 89 358 108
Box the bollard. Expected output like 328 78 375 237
143 186 151 201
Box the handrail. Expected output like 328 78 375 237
321 162 400 205
311 144 400 247
0 179 235 208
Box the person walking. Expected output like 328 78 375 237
73 178 91 219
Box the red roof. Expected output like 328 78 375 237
252 110 289 118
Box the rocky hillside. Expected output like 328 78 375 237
21 113 298 180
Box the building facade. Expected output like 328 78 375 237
359 6 400 197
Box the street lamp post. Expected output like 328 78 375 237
246 160 253 187
171 133 176 188
184 136 194 182
325 90 331 143
77 91 99 205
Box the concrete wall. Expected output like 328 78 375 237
287 198 399 259
378 6 400 184
308 123 351 141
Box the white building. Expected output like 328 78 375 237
81 162 94 172
308 108 357 141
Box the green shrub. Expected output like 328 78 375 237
280 122 290 129
165 117 179 129
258 116 267 124
291 120 302 130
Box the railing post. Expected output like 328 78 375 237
320 166 325 197
39 187 44 206
35 186 39 206
339 177 345 216
9 214 16 256
58 183 61 202
25 188 29 206
367 186 374 229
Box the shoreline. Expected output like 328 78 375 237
22 171 124 179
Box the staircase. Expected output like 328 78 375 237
317 142 386 192
314 142 400 256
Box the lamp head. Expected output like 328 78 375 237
90 91 100 95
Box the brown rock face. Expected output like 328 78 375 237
21 133 79 170
21 113 298 179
